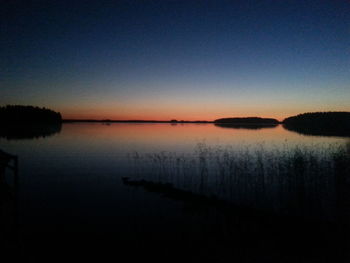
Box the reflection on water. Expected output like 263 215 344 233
0 123 349 260
215 123 278 129
0 123 62 140
283 123 350 137
42 123 348 155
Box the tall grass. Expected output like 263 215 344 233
128 142 350 221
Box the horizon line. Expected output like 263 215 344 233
62 118 284 124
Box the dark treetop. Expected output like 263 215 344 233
0 105 62 123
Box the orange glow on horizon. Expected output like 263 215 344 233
61 109 291 122
62 113 286 122
60 103 350 122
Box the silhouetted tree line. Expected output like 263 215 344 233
283 112 350 137
214 117 279 124
0 105 62 123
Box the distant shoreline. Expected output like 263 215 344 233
2 105 349 136
62 119 284 124
62 119 214 123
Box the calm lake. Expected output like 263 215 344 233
1 123 349 261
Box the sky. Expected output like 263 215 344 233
1 0 349 121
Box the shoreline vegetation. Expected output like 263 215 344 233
122 174 350 261
129 142 350 221
63 112 350 137
0 105 349 137
125 142 350 261
63 112 349 137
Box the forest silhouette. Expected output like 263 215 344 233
283 112 350 137
0 105 61 123
0 105 62 140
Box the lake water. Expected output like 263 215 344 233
0 123 349 260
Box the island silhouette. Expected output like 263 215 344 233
214 117 280 124
214 117 279 129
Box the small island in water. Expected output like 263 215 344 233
214 117 280 124
214 117 280 129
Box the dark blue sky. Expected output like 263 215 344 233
1 0 349 120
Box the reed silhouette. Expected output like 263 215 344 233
129 142 350 221
125 142 350 262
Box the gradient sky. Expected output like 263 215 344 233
1 0 349 121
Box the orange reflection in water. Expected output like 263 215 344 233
58 123 347 154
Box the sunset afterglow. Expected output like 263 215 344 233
2 1 349 120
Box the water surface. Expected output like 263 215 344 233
0 123 349 260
